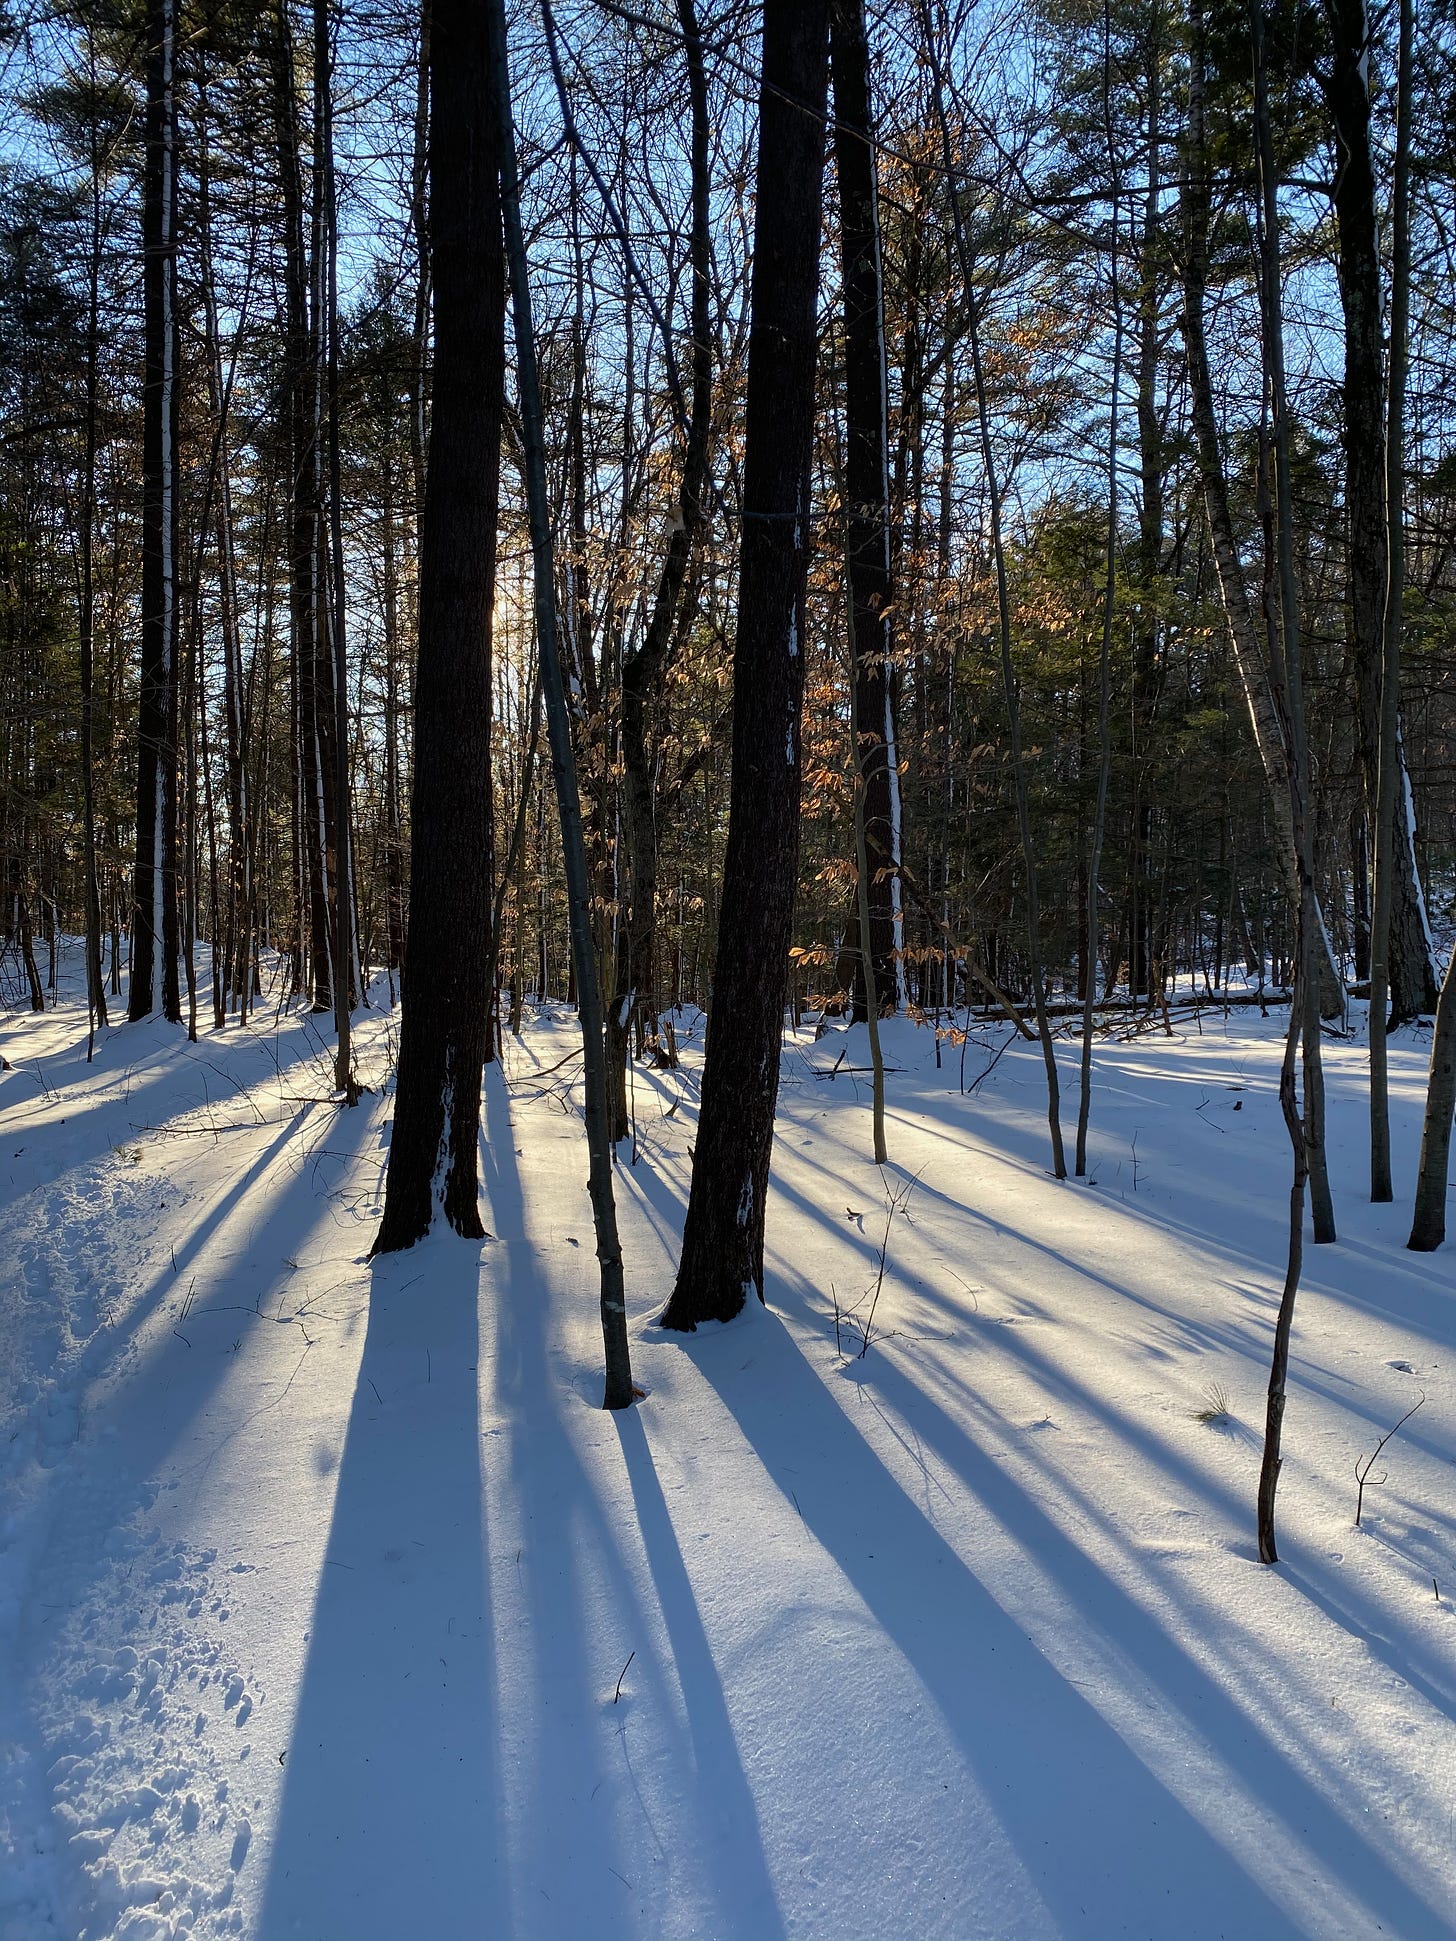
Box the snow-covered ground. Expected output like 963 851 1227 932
1 950 1453 1939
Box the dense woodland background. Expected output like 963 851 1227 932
2 0 1454 1069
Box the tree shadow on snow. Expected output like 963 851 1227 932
257 1240 509 1940
700 1304 1450 1941
476 1063 784 1940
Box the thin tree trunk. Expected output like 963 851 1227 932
1252 0 1335 1563
319 1 357 1098
489 0 636 1407
1250 0 1335 1244
1078 0 1123 1179
130 0 181 1023
81 23 107 1044
607 0 714 1138
847 561 887 1163
269 0 327 1010
1180 4 1344 1023
832 0 904 1018
1370 0 1414 1200
919 0 1064 1177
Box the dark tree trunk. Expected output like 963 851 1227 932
319 0 357 1093
373 0 503 1251
832 0 903 1018
130 0 181 1023
81 26 107 1039
1130 36 1164 1003
660 0 830 1329
1409 943 1456 1251
269 0 328 1008
1325 0 1437 1025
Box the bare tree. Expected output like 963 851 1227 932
373 0 504 1250
661 0 831 1328
130 0 181 1023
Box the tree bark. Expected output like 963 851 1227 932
661 0 830 1328
373 0 503 1250
81 22 108 1042
1408 944 1456 1251
130 0 181 1024
268 0 328 1009
1325 0 1437 1027
1369 0 1414 1201
832 0 904 1018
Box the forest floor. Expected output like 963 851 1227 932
1 948 1454 1940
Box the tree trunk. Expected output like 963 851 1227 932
1180 3 1344 1023
920 0 1064 1177
1369 0 1414 1201
489 0 636 1407
832 0 904 1018
373 0 504 1251
1408 944 1456 1251
1250 0 1335 1244
609 0 714 1138
661 0 830 1329
81 23 108 1042
1078 0 1122 1178
269 0 328 1010
319 0 357 1095
130 0 181 1024
1325 0 1437 1027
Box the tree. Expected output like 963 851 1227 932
130 0 181 1023
832 0 905 1019
1324 0 1437 1028
489 0 636 1406
608 0 714 1137
372 0 504 1250
660 0 831 1329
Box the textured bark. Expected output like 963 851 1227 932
832 0 903 1017
661 0 830 1328
372 0 503 1252
130 0 181 1024
1325 0 1437 1024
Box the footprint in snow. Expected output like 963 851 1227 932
230 1819 252 1871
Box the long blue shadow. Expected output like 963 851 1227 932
614 1408 787 1941
480 1064 782 1938
257 1242 507 1940
701 1308 1442 1940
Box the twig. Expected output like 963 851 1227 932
1355 1393 1425 1527
613 1650 635 1703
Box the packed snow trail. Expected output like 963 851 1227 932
2 959 1454 1938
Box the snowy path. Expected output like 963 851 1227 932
2 978 1454 1938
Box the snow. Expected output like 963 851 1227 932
2 949 1455 1938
